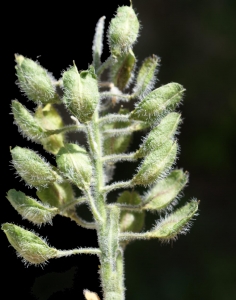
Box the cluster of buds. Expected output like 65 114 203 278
3 3 198 300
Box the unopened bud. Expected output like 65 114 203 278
108 6 140 57
135 112 181 158
130 83 185 122
1 223 58 265
15 55 60 104
11 146 59 188
63 65 99 123
148 200 199 241
143 170 188 211
132 141 177 186
56 143 92 190
6 189 58 225
118 191 144 232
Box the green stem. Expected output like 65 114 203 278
57 248 101 258
102 153 136 163
103 180 133 194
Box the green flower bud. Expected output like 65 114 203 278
143 170 188 211
56 143 92 190
135 112 181 158
62 65 99 123
6 189 58 225
36 181 74 208
132 141 178 186
110 49 136 91
130 83 185 122
1 223 58 265
133 55 160 97
148 200 199 241
35 104 65 155
11 146 59 188
12 100 46 142
118 191 145 233
108 6 140 57
15 55 60 104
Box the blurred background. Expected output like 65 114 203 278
2 0 236 299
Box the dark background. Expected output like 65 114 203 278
2 0 236 299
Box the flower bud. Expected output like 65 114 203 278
132 141 177 186
1 223 58 265
11 146 59 188
118 191 145 233
15 55 60 104
135 112 181 158
62 65 99 123
133 55 160 97
148 200 199 241
12 100 46 142
130 83 185 122
56 143 92 190
143 170 188 211
110 49 136 91
35 104 65 155
6 189 58 225
107 6 140 57
36 181 74 208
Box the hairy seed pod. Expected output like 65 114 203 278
148 200 199 241
132 141 177 186
108 6 140 57
1 223 58 265
36 181 74 209
6 189 58 225
118 191 145 233
12 100 46 142
62 65 99 123
11 147 60 188
133 55 160 97
130 83 185 122
15 55 60 104
56 143 92 190
143 170 188 211
35 104 65 155
135 112 181 158
110 49 136 91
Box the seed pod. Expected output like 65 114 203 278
143 170 188 211
148 200 199 241
118 191 145 233
62 65 99 123
35 104 65 155
133 55 160 97
1 223 58 265
12 100 45 142
130 83 185 122
11 146 59 188
107 6 140 57
15 55 60 104
135 112 181 158
132 141 177 186
92 16 106 71
6 189 58 225
56 143 92 190
36 181 74 209
110 49 136 91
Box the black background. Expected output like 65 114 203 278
2 0 236 299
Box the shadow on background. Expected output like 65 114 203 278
2 0 236 299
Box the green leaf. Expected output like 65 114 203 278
56 143 92 190
11 147 60 188
62 65 99 123
143 170 188 211
130 83 185 122
1 223 58 265
107 6 140 57
6 189 58 225
118 191 145 233
132 141 177 186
